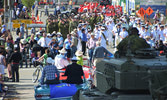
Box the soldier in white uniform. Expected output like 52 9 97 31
106 21 113 46
93 25 100 39
159 25 165 42
120 27 128 41
139 25 145 37
151 25 160 42
98 27 108 48
113 23 122 48
141 27 151 39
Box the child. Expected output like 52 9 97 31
75 50 83 66
32 51 41 66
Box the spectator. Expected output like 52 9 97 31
34 32 41 41
48 37 59 58
44 4 49 16
20 23 25 39
80 28 87 55
68 0 73 10
16 8 20 19
54 49 69 70
38 33 51 55
75 50 83 66
5 47 13 79
0 49 6 80
35 4 38 17
37 48 50 65
15 32 22 50
93 41 110 66
19 39 27 68
70 31 78 57
9 46 22 82
57 32 63 50
64 34 72 60
1 25 6 37
87 33 98 63
40 57 60 85
63 56 84 84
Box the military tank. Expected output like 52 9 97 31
78 49 167 100
77 28 167 100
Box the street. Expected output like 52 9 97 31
3 68 37 100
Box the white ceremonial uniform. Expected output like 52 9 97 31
93 28 100 39
159 29 165 41
113 27 122 47
99 31 108 48
141 31 151 39
151 29 160 42
106 24 114 46
120 31 128 41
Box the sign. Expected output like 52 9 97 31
20 20 32 24
146 7 154 16
140 5 166 18
138 8 146 16
13 23 20 28
12 19 32 28
12 20 19 23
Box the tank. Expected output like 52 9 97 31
78 49 167 100
77 28 167 100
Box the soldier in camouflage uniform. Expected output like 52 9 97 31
53 18 59 33
69 17 78 34
117 28 150 56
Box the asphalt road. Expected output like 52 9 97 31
4 68 37 100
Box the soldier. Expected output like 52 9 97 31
113 23 122 48
47 20 54 33
120 27 128 41
69 18 76 34
53 19 59 33
99 27 108 49
117 28 150 55
58 19 66 39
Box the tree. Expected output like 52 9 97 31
21 0 35 10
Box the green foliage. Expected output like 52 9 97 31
21 0 35 9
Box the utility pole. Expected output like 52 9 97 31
4 0 8 25
8 0 13 31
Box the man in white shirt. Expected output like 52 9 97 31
38 33 51 55
54 49 69 70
